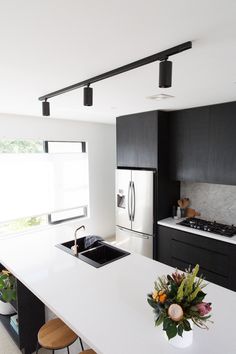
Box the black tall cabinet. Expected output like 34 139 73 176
116 110 180 260
117 110 158 169
169 101 236 185
207 102 236 185
169 106 210 182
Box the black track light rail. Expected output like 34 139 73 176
38 41 192 101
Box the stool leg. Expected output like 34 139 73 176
79 337 84 351
67 347 70 354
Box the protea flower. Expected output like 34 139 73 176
168 304 184 321
172 270 185 285
196 302 212 316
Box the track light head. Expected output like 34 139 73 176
83 85 93 106
42 100 50 116
159 59 172 88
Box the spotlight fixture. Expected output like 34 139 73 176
159 59 172 88
83 85 93 106
42 100 50 116
39 41 192 115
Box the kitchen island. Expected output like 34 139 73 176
0 226 235 354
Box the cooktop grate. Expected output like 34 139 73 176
178 217 236 237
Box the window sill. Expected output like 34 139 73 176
0 215 90 240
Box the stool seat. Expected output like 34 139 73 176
80 350 96 354
38 318 78 350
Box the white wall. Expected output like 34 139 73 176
0 113 116 238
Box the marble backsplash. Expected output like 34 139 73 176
181 182 236 225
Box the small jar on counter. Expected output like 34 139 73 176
177 207 181 219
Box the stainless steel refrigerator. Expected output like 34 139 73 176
115 169 154 258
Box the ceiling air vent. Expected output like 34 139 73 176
146 93 174 100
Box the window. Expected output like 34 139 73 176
0 140 89 236
46 141 88 223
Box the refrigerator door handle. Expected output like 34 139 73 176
128 181 132 221
131 181 136 221
117 226 150 240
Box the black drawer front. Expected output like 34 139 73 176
171 238 229 277
171 257 229 288
157 225 236 291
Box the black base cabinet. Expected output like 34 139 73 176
0 263 45 354
157 226 236 291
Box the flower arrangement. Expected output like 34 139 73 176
147 264 212 340
0 270 16 303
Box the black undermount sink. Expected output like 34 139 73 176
79 243 130 268
56 236 101 256
56 237 130 268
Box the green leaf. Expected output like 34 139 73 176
192 291 206 304
166 325 178 340
163 317 173 330
0 277 16 303
182 319 192 331
0 279 5 289
177 324 184 337
199 315 211 321
188 286 201 302
147 298 157 309
176 278 186 302
169 283 178 298
155 313 164 327
2 289 11 302
184 264 199 296
11 290 16 301
167 275 175 284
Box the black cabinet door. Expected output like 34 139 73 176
157 226 236 291
169 106 210 182
207 102 236 185
169 101 236 185
116 111 158 168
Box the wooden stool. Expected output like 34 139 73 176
36 318 84 353
80 350 96 354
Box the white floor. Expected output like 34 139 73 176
0 321 89 354
0 321 22 354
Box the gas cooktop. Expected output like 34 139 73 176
178 218 236 237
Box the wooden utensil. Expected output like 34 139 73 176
182 198 190 209
186 208 201 218
178 198 189 209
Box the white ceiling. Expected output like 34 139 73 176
0 0 236 124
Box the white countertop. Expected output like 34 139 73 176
158 217 236 245
0 226 235 354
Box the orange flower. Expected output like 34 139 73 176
152 289 159 301
159 293 167 303
152 289 167 303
